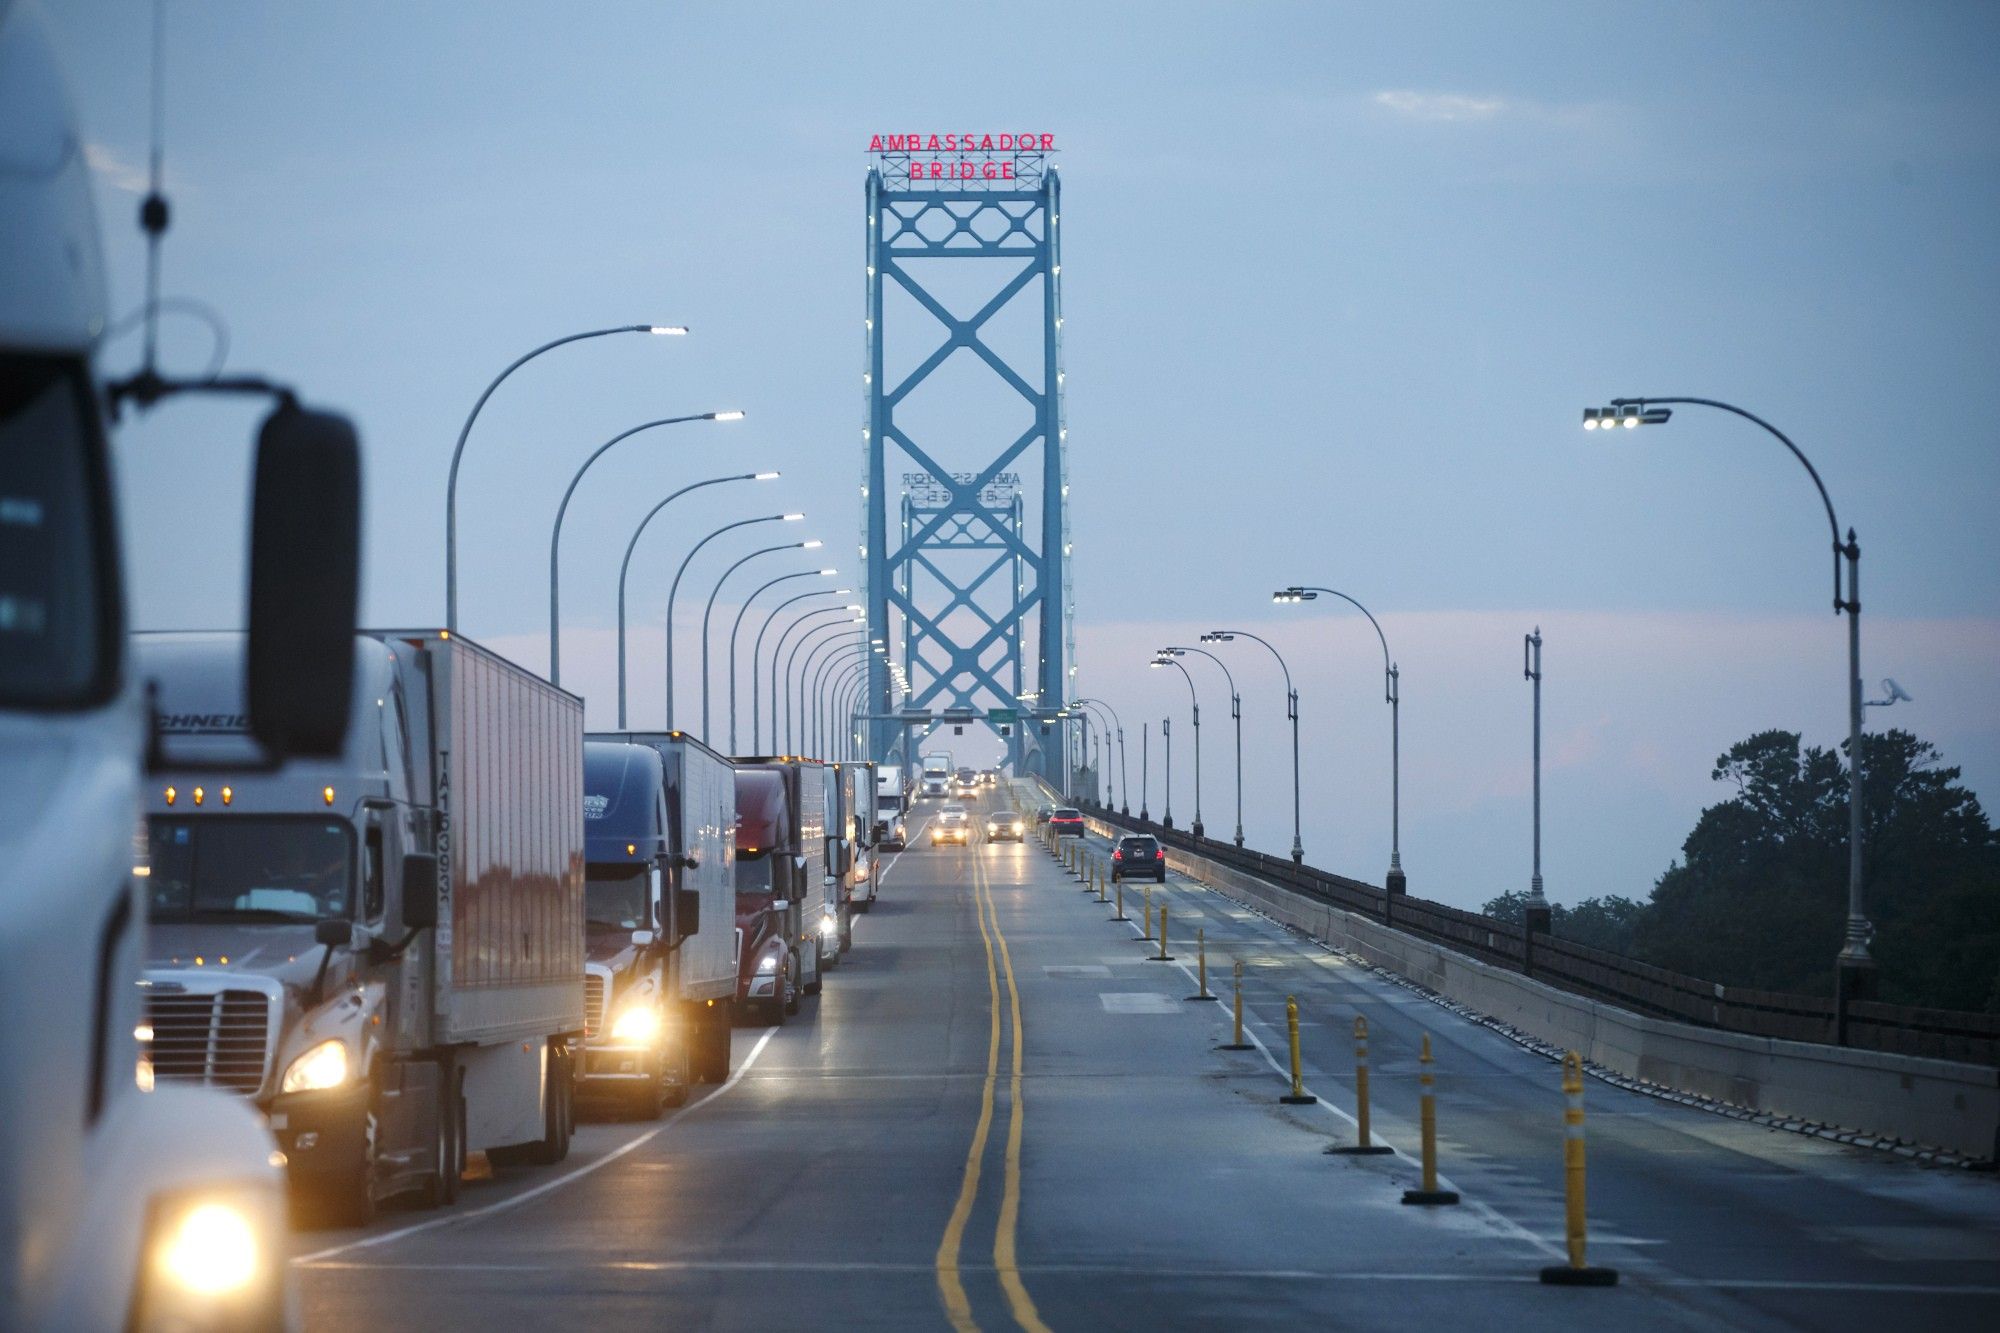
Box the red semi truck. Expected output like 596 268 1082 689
732 759 829 1023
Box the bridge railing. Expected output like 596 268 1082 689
1073 797 2000 1067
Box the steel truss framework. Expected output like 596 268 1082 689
862 167 1072 778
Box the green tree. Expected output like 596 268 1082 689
1480 889 1646 956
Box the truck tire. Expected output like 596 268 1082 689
657 1039 690 1112
786 953 804 1013
505 1045 573 1166
693 1004 732 1083
418 1062 463 1209
839 911 855 954
314 1077 381 1227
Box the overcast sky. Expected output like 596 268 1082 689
52 1 2000 911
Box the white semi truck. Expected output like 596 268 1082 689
137 631 587 1224
3 1 361 1324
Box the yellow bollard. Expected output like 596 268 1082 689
1111 877 1128 922
1141 886 1153 939
1147 903 1174 961
1280 996 1316 1104
1539 1051 1617 1285
1096 862 1109 903
1220 960 1252 1048
1083 857 1099 894
1401 1034 1460 1205
1186 927 1216 1001
1329 1015 1393 1154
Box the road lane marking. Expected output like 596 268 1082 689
294 1028 778 1266
935 843 1003 1332
984 852 1051 1333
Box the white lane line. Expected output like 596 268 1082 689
874 814 934 881
294 1028 779 1266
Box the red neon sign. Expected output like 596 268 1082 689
867 132 1056 182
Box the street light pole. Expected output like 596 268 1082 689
728 570 837 754
1164 647 1238 845
798 632 863 756
701 539 821 742
665 513 802 731
1078 697 1130 815
447 322 685 631
769 609 858 753
1140 722 1151 822
1274 587 1403 892
1162 716 1174 829
811 643 868 758
1205 629 1303 863
1524 628 1549 936
752 593 853 752
615 471 774 728
1585 395 1873 1036
1074 698 1124 813
1151 654 1202 838
546 411 741 686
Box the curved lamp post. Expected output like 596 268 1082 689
1163 645 1241 845
769 608 860 752
782 620 861 753
816 647 871 758
1150 654 1202 836
665 513 803 731
615 471 777 727
753 594 854 752
1583 395 1873 1035
701 539 822 742
546 410 742 686
793 629 864 754
447 322 686 630
727 570 838 753
1273 587 1402 892
802 634 868 758
1073 696 1129 815
1203 628 1303 863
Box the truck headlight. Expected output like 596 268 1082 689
819 911 838 936
280 1038 349 1094
136 1186 285 1330
610 1005 661 1044
756 954 780 973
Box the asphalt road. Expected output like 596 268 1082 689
290 784 2000 1331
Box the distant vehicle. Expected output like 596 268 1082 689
1049 808 1086 838
981 769 1000 788
953 767 979 796
1034 805 1055 827
986 811 1025 842
920 753 951 800
733 759 830 1024
1111 834 1167 883
875 765 909 848
577 734 739 1115
931 806 972 846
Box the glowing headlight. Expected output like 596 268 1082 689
280 1038 349 1093
610 1005 662 1044
819 912 838 936
156 1200 260 1294
137 1186 285 1329
756 954 780 973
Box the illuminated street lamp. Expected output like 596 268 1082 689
1583 395 1873 1038
666 514 804 731
547 410 743 686
701 539 822 741
446 322 689 631
752 592 853 752
615 470 778 728
1274 586 1403 893
1203 629 1304 863
1150 653 1202 837
727 569 838 753
1162 647 1240 845
1072 697 1128 814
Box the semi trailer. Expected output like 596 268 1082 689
732 758 829 1023
137 630 586 1224
578 733 739 1111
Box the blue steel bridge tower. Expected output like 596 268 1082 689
862 144 1073 780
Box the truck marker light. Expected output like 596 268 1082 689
194 957 204 967
221 785 233 805
135 1024 154 1042
323 786 336 805
219 956 228 965
627 843 637 856
192 787 205 806
164 786 177 805
133 866 152 877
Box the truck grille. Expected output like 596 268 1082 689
145 989 272 1094
584 973 606 1039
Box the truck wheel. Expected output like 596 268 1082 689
523 1046 574 1165
839 914 855 954
418 1062 463 1208
659 1040 690 1111
786 953 804 1013
315 1081 380 1227
694 1005 733 1083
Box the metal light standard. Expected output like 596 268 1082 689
701 539 823 741
1584 396 1874 1034
1140 722 1151 822
1074 696 1129 815
811 642 869 758
666 513 804 730
615 471 778 727
446 322 686 631
1151 654 1203 838
546 410 743 686
1274 587 1403 892
1204 629 1304 863
1161 715 1174 829
797 631 864 755
1524 627 1548 934
769 608 861 751
1163 647 1240 845
785 622 860 753
728 570 838 754
751 593 854 751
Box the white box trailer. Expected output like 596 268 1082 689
137 629 584 1223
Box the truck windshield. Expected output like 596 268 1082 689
735 853 774 894
0 355 113 708
585 863 651 930
145 818 354 922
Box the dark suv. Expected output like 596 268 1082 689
1049 808 1085 837
1111 834 1166 882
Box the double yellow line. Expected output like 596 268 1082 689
935 845 1049 1333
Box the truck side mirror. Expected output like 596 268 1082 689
401 852 439 929
675 886 700 939
246 403 362 759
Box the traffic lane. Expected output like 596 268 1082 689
982 827 1735 1331
295 837 1001 1330
1089 835 2000 1325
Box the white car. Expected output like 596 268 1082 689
930 806 972 846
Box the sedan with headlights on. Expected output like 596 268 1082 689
930 805 972 846
985 810 1025 842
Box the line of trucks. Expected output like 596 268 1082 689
0 4 884 1324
